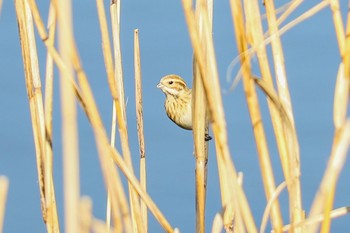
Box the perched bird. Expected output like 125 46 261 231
157 74 211 141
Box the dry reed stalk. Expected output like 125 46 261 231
109 1 145 231
55 0 81 233
43 4 60 233
264 1 304 231
183 0 258 232
240 0 285 231
96 0 118 99
134 28 148 232
276 0 303 26
307 120 350 233
193 0 212 232
0 176 8 233
15 0 52 229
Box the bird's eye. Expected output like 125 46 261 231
168 81 173 85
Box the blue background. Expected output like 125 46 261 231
0 0 349 232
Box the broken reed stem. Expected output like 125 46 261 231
109 1 145 232
241 0 285 231
193 0 212 232
134 28 148 232
182 0 257 231
0 177 8 233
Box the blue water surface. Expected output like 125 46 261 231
0 0 349 232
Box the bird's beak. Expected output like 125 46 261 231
157 83 163 89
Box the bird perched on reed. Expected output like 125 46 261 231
157 74 211 141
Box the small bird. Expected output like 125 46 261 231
157 74 211 141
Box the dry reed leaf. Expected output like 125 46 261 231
0 176 9 233
280 206 350 232
308 120 350 233
259 182 287 233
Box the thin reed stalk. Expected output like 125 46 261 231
56 1 81 233
43 4 60 233
264 1 304 231
193 0 212 232
134 28 148 232
240 0 285 231
0 177 8 233
108 1 145 231
183 0 257 231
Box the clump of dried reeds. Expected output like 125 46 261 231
2 0 348 233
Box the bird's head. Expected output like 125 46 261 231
157 74 189 97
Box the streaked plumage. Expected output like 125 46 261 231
157 74 192 130
157 74 212 141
